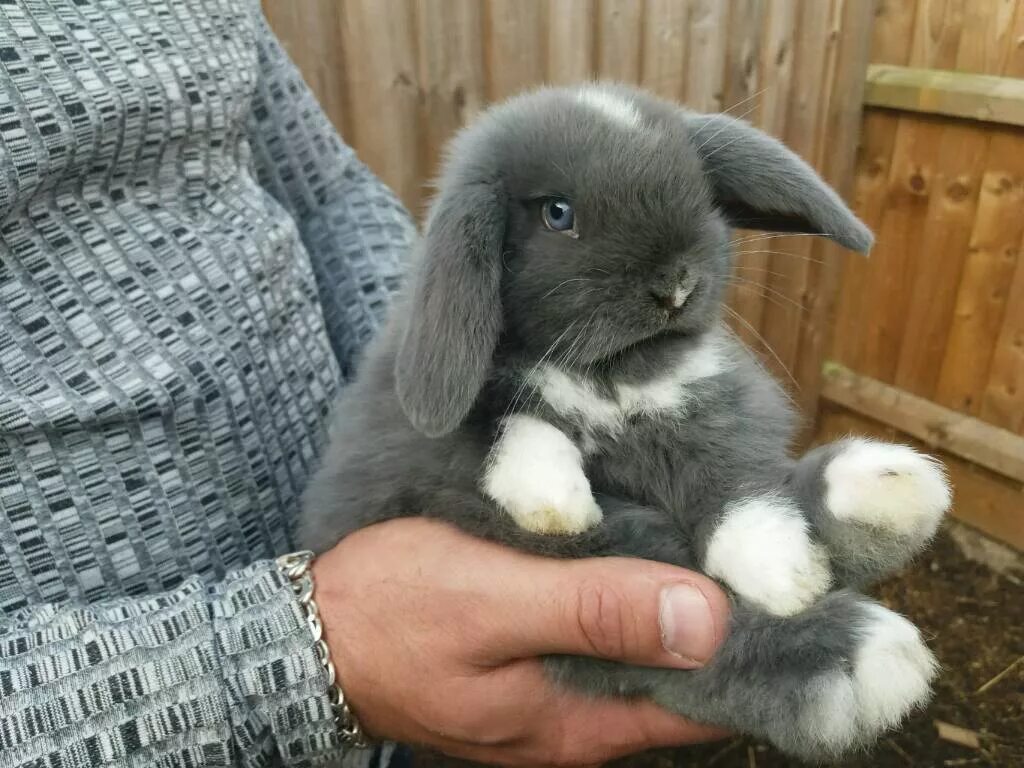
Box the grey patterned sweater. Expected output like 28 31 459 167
0 1 413 766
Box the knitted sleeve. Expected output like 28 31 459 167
245 13 415 379
0 560 361 768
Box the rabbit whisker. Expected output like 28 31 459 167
733 248 825 265
731 265 791 280
702 127 755 161
720 86 769 118
542 277 592 299
729 232 836 247
694 100 763 153
721 305 799 393
727 278 806 313
503 319 579 424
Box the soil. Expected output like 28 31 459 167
413 524 1024 767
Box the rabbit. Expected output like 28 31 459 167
298 83 950 762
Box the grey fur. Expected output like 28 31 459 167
300 85 940 762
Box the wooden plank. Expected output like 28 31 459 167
855 0 966 384
639 0 690 102
891 4 1016 400
832 0 921 372
821 362 1024 483
725 0 795 350
832 109 903 368
484 0 545 101
816 403 1024 552
864 64 1024 127
336 0 421 212
794 0 877 426
892 123 989 397
720 0 766 346
415 0 486 187
976 2 1024 434
596 0 644 82
757 0 832 390
546 0 595 85
980 253 1024 433
934 129 1024 416
683 0 728 112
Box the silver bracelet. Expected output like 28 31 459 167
276 550 371 749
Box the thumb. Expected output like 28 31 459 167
481 555 731 670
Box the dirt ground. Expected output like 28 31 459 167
413 523 1023 768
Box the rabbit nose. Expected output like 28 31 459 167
650 283 693 311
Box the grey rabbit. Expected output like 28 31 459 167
299 84 950 762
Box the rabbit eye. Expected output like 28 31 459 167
541 198 578 238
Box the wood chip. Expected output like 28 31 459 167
975 654 1024 694
935 721 981 749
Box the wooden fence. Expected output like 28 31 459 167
817 0 1024 549
263 0 1023 549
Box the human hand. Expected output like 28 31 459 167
310 517 731 766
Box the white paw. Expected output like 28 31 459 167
483 415 603 535
798 604 937 755
825 439 951 537
852 604 938 731
704 496 831 616
505 487 604 534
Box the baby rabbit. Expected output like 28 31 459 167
299 84 950 761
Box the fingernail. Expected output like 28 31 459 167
659 582 717 666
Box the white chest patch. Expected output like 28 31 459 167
529 333 728 435
576 87 642 130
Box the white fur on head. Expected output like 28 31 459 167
482 414 603 534
704 495 831 616
576 86 642 130
825 439 950 537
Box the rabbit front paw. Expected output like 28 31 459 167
791 603 937 758
704 496 831 616
824 439 950 539
483 414 603 534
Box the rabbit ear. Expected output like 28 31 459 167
685 113 873 253
395 180 506 437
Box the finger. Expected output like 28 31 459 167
478 554 731 669
465 661 729 766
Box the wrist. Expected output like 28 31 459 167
279 550 371 748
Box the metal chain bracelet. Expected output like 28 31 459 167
276 550 371 749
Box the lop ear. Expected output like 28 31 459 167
395 180 506 437
685 113 873 253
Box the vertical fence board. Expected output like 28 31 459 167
934 130 1024 417
484 0 545 101
683 0 728 112
832 0 919 369
981 256 1024 433
415 0 486 187
546 0 596 84
639 0 691 101
892 121 989 397
794 0 878 420
596 0 644 82
728 0 798 351
757 0 832 386
335 1 421 212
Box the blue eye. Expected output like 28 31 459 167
542 198 577 236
